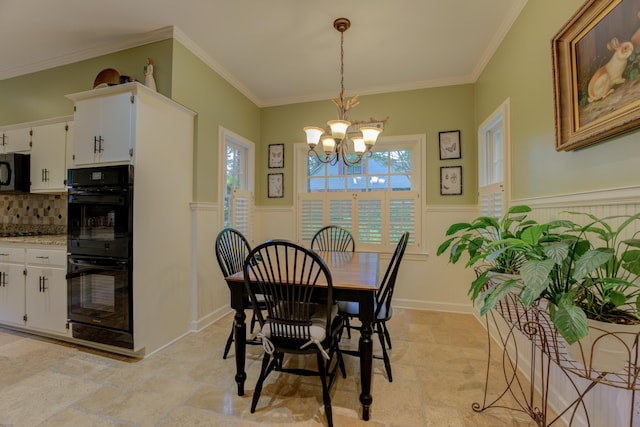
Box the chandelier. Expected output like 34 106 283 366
303 18 384 167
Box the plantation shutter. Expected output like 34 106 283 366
356 194 383 246
389 191 419 247
231 189 254 242
298 191 419 252
299 197 324 244
479 183 504 218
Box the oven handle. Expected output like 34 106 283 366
68 256 129 268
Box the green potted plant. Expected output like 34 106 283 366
436 205 538 315
440 206 640 372
491 212 640 371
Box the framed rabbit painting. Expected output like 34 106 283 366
552 0 640 151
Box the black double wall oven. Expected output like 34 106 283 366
67 165 134 349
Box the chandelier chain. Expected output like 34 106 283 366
303 17 384 167
340 29 345 119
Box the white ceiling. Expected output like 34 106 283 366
0 0 527 107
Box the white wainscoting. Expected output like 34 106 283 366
511 185 640 427
190 202 231 331
193 188 640 424
255 204 480 314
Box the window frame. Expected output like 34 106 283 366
218 126 255 241
294 134 425 253
478 98 511 218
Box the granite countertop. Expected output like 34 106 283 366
0 234 67 246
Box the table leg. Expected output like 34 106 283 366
359 320 374 420
358 291 375 421
233 309 247 396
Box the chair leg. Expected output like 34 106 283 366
344 316 352 339
222 323 234 359
382 320 392 349
250 310 258 334
337 346 347 379
317 351 334 427
377 323 393 382
251 352 272 413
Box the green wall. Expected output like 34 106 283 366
6 0 632 207
170 41 261 202
475 0 640 200
0 38 262 204
260 84 476 205
0 40 174 125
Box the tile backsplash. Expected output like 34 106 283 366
0 193 67 234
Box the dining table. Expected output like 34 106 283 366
224 250 380 421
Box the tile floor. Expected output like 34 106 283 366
0 309 543 426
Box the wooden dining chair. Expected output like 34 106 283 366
243 240 346 427
311 225 355 252
338 231 409 382
215 227 263 359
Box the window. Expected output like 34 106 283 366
219 127 255 241
296 135 424 252
478 99 510 218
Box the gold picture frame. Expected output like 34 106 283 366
552 0 640 151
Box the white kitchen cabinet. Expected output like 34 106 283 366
25 248 68 335
0 127 31 153
66 82 196 356
0 246 68 337
30 121 70 193
70 89 134 166
0 247 26 327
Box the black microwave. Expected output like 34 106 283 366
0 153 30 192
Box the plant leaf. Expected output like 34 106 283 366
551 303 588 344
573 248 613 281
542 241 571 265
520 259 555 305
436 237 455 256
479 278 519 316
622 249 640 275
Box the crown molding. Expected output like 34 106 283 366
171 27 262 107
0 27 175 81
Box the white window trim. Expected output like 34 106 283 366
293 134 425 252
218 126 255 230
478 98 511 216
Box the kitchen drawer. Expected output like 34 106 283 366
26 249 66 267
0 247 26 263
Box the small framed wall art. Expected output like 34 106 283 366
268 144 284 168
440 166 462 195
268 173 284 198
439 130 461 160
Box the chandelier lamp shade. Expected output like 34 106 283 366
303 18 384 167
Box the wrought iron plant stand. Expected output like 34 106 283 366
474 289 640 426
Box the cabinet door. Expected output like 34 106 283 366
30 122 68 192
73 98 102 165
0 263 25 326
25 266 68 335
73 92 133 166
99 92 134 164
1 127 31 153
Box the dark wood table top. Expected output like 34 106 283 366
225 250 380 292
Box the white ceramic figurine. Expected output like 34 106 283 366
144 58 157 91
